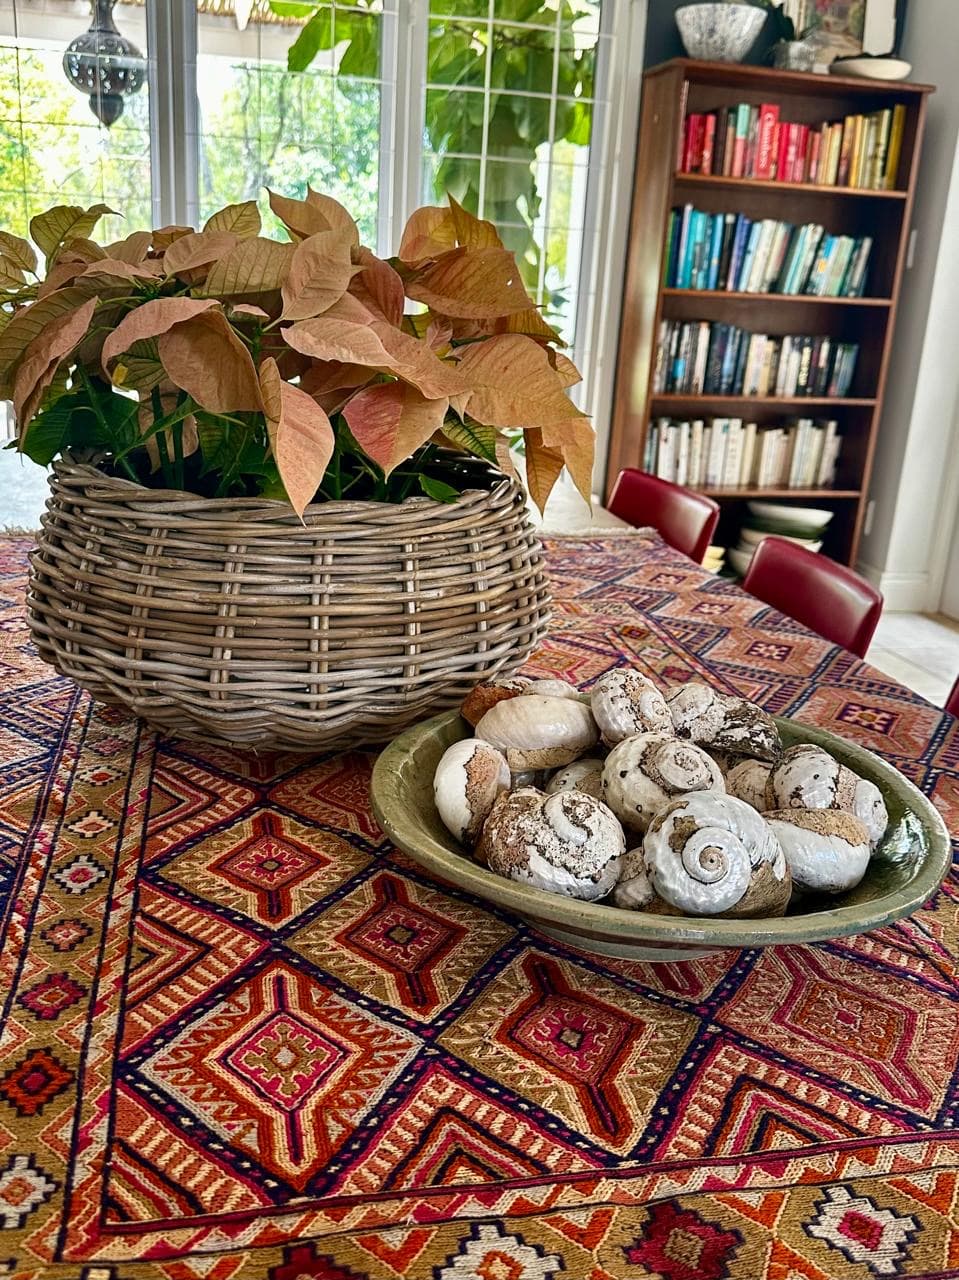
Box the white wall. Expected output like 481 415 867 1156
857 0 959 611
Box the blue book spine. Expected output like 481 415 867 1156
784 226 810 294
689 211 708 288
706 214 725 291
675 205 693 289
736 223 763 292
725 215 750 290
720 326 742 393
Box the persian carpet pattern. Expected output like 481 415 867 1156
0 533 958 1279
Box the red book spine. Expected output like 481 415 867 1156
807 130 822 183
700 113 717 175
792 125 810 182
785 124 799 183
691 115 706 172
775 123 791 183
756 103 779 179
681 115 697 172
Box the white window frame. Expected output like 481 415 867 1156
143 0 648 482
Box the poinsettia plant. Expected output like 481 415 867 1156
0 192 593 516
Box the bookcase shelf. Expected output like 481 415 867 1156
607 58 933 567
673 172 909 200
661 289 892 307
650 395 877 409
698 486 861 499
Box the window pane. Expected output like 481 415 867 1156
424 0 602 342
0 0 151 240
196 1 385 245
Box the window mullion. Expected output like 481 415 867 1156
573 0 647 484
379 0 426 255
146 0 199 228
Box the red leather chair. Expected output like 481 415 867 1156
945 677 959 717
742 535 883 659
607 470 720 564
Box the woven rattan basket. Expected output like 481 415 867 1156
27 462 551 751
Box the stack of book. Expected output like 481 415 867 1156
664 206 872 297
703 544 725 574
680 101 906 191
654 321 859 398
643 417 842 490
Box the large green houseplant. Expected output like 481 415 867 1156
6 191 587 750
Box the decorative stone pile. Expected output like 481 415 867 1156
432 672 888 920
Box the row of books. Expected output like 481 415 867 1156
664 206 873 297
679 102 906 191
643 417 842 491
653 320 860 398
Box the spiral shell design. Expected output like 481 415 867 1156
766 743 858 811
667 683 781 761
644 791 787 916
590 668 672 745
602 731 724 832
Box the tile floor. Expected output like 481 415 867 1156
1 461 956 710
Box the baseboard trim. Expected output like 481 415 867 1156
857 559 930 612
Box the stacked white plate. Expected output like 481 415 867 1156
727 503 833 578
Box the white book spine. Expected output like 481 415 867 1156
722 421 742 486
707 419 727 487
741 422 758 487
689 420 705 488
676 421 691 486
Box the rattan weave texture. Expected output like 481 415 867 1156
27 462 551 750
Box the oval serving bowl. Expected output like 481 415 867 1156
371 710 950 962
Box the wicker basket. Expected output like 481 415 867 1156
27 462 551 751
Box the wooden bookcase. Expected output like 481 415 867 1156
605 58 933 566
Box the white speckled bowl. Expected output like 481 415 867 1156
675 3 766 62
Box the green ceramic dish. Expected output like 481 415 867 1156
370 711 952 962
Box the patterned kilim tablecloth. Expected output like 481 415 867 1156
1 532 958 1280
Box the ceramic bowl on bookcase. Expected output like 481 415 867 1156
727 545 753 577
831 57 912 82
747 501 834 534
740 526 823 551
674 3 766 63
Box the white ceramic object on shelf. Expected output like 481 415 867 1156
831 57 912 81
747 501 834 533
674 3 766 63
740 526 823 551
727 545 753 577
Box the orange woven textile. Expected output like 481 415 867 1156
0 532 957 1280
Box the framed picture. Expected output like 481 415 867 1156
781 0 903 63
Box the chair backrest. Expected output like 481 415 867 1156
945 676 959 718
607 469 720 564
742 535 883 659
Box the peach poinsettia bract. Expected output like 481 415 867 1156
0 192 593 516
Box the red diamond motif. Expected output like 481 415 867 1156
140 960 419 1189
210 813 330 922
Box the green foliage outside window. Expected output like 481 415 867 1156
270 0 599 318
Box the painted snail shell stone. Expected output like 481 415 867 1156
525 678 589 702
477 787 625 901
724 758 773 811
602 731 725 833
545 757 605 801
852 776 889 849
765 808 871 894
460 677 531 727
644 791 790 918
475 694 600 771
612 846 655 909
432 738 511 847
666 682 781 762
589 668 672 746
765 743 858 812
